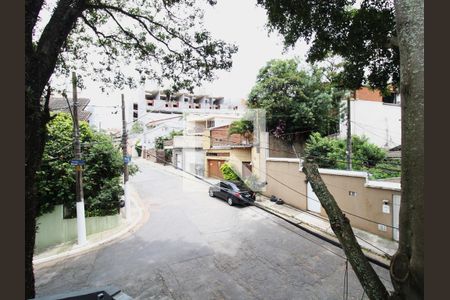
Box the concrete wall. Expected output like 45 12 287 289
265 159 307 209
145 149 166 163
182 148 205 176
35 205 121 253
264 159 401 240
339 99 401 149
267 133 304 158
251 132 268 191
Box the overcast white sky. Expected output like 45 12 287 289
48 0 310 129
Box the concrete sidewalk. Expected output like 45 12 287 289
33 183 147 267
255 194 398 265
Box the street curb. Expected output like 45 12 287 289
33 183 146 267
254 201 392 269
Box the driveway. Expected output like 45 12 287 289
35 159 392 299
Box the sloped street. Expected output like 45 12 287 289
35 160 392 299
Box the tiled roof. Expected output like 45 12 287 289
49 97 90 111
48 97 91 121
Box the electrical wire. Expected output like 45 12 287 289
143 151 349 261
343 259 349 300
143 150 394 258
249 161 399 232
350 120 401 141
157 132 400 231
351 121 401 144
141 150 395 294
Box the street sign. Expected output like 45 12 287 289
71 159 85 166
123 156 131 164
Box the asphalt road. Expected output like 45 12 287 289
35 159 393 299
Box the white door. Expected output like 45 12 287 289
176 154 182 169
307 182 321 213
393 194 401 241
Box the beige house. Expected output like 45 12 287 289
203 125 252 179
265 158 401 241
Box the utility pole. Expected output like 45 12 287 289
346 95 352 170
121 94 131 220
72 72 87 245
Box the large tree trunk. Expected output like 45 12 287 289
303 160 389 300
25 1 87 297
390 0 424 299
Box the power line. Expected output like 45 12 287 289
351 121 401 143
157 132 400 231
143 150 394 258
249 161 399 232
143 151 350 261
203 134 401 171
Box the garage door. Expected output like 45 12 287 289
208 160 226 179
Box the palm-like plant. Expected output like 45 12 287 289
228 120 254 144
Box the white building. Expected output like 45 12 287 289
165 113 244 176
339 87 401 149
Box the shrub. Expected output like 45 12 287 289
220 163 240 181
305 132 399 179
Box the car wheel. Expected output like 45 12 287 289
227 197 233 206
209 189 214 197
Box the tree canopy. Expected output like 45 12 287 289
130 121 144 134
228 119 254 140
257 0 399 93
257 1 423 298
36 113 138 217
31 0 238 92
247 59 342 142
26 1 238 296
305 132 400 179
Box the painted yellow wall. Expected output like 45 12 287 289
265 160 401 240
203 148 251 178
265 160 307 209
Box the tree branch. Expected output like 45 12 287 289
33 0 87 99
26 0 45 40
302 159 390 300
86 2 212 69
102 8 183 58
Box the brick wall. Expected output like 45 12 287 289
354 87 382 102
210 125 244 146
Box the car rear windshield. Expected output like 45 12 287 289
231 182 251 192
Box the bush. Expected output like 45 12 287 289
305 132 400 179
220 163 240 181
36 113 131 217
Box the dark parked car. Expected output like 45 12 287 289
209 180 255 206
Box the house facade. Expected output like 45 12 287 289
264 158 401 241
48 97 92 123
339 87 401 149
163 114 244 176
203 124 253 179
130 89 243 119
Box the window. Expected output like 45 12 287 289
382 93 400 105
133 103 138 110
207 120 215 128
349 191 357 197
206 152 230 157
133 112 138 119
